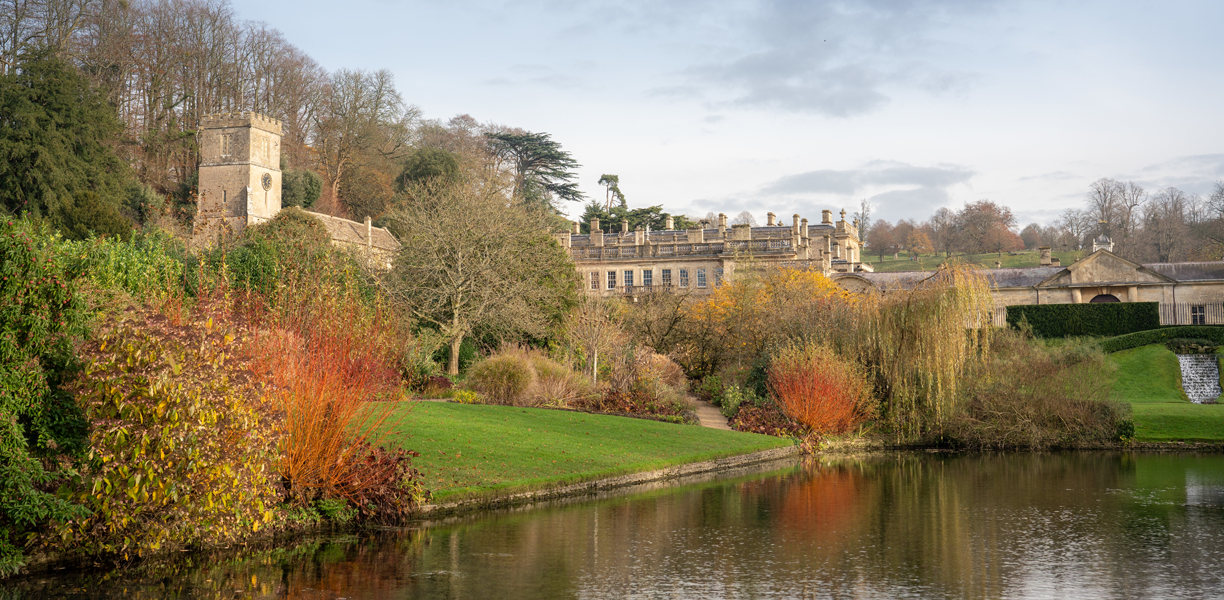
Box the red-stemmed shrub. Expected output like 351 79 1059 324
768 342 875 436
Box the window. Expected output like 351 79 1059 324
1192 305 1206 325
715 268 724 287
220 133 233 157
624 270 634 288
642 269 653 288
679 268 689 288
590 271 599 290
607 270 616 289
662 269 672 287
697 268 707 288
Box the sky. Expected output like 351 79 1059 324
233 0 1224 227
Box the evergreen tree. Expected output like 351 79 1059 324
485 131 583 209
0 52 132 239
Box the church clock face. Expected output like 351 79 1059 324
261 172 273 191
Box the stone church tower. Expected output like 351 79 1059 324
195 112 283 240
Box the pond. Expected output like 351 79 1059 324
8 451 1224 599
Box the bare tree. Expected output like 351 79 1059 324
567 297 623 383
1142 187 1190 262
383 174 576 374
313 68 418 204
730 210 757 226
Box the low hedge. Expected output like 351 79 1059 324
1100 326 1224 354
1007 302 1160 338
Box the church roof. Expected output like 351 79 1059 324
306 212 400 251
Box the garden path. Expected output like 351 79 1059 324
693 398 732 430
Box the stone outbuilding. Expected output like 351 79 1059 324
834 249 1224 326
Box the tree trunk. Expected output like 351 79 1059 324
448 335 462 375
589 348 598 384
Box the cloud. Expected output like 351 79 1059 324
1125 153 1224 196
762 161 974 195
678 0 993 117
756 160 974 220
1017 171 1080 182
482 64 586 90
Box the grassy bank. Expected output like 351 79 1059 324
865 250 1084 272
377 402 793 503
1109 345 1224 442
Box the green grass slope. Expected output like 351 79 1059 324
1108 345 1224 442
865 250 1085 273
378 402 793 502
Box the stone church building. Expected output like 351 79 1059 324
193 111 399 268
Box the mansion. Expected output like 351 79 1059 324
557 209 872 298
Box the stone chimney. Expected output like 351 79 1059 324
572 221 581 234
665 215 674 230
1051 257 1061 266
590 217 600 233
365 215 372 253
621 220 630 234
801 218 809 240
822 209 833 224
717 213 727 234
792 214 801 235
767 212 776 226
1039 246 1052 266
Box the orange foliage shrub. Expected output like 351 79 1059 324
768 342 874 435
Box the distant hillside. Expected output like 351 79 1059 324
864 250 1087 273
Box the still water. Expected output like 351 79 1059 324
8 452 1224 599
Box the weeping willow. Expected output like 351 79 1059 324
842 263 995 440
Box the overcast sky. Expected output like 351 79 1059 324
234 0 1223 227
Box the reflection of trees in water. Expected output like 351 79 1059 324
14 453 1224 599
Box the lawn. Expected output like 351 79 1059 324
865 250 1085 273
376 402 793 502
1108 344 1224 442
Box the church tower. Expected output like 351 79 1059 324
195 112 283 241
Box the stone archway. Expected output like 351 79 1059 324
1089 294 1121 303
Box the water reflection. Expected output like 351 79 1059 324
6 452 1224 599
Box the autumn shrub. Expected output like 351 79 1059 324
576 347 693 420
944 330 1132 449
768 342 875 436
466 352 536 405
54 307 282 559
678 266 849 377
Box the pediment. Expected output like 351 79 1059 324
1037 250 1175 288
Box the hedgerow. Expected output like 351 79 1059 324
1007 302 1160 338
1099 326 1224 353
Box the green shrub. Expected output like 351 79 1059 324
1101 326 1224 353
52 307 282 559
63 229 186 300
1007 302 1159 338
696 374 726 405
1165 338 1219 355
0 219 90 575
718 385 749 418
467 353 536 405
946 330 1131 449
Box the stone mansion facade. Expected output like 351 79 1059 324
559 209 873 298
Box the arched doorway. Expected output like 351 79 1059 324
1089 294 1121 303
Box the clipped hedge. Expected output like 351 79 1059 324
1100 326 1224 354
1007 302 1160 338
